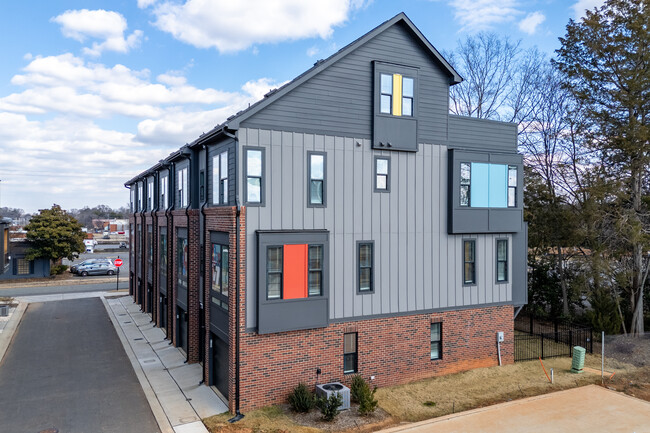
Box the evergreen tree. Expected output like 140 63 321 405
25 204 85 263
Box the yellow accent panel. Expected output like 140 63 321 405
392 74 402 116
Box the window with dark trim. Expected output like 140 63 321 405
211 242 229 310
358 242 374 293
199 170 205 203
379 73 414 117
245 148 264 205
160 176 168 209
211 150 229 205
460 162 471 206
430 322 442 360
137 184 143 211
177 235 188 289
496 239 508 283
463 240 476 285
17 258 32 275
266 246 283 300
148 180 154 210
308 152 326 207
178 167 188 207
375 157 390 192
343 332 358 374
508 165 517 207
159 232 167 291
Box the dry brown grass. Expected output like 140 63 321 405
204 406 321 433
375 354 636 422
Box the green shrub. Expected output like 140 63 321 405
50 264 69 275
316 392 343 422
288 382 315 413
350 375 378 416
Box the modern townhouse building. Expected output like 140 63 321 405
125 13 527 414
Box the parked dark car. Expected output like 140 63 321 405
76 261 117 276
70 258 113 274
119 242 128 249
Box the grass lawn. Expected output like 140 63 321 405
203 354 637 432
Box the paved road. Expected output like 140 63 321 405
0 280 128 297
0 298 159 433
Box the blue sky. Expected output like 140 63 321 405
0 0 603 213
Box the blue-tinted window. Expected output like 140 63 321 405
462 163 515 208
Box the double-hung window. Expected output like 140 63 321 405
178 167 188 207
460 163 471 206
375 157 390 192
430 323 442 360
343 333 358 374
212 151 228 205
380 73 414 117
160 176 168 209
358 242 374 293
308 245 323 296
148 180 154 210
266 246 283 300
245 148 264 205
508 165 517 207
211 242 229 310
463 240 476 285
130 189 135 212
308 152 326 206
138 184 143 211
496 239 508 282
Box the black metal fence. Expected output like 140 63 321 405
514 315 593 362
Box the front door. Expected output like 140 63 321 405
177 306 188 354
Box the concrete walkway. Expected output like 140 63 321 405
3 290 227 433
381 385 650 433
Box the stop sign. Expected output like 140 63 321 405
114 259 123 267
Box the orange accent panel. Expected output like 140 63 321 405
283 244 307 299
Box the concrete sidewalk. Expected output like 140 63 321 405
4 291 227 433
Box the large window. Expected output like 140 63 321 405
159 232 167 292
16 259 32 275
496 239 508 283
343 333 358 374
463 240 476 285
245 148 264 205
380 73 414 117
308 152 326 206
130 188 135 212
212 150 229 205
137 184 143 211
177 236 188 289
430 323 442 360
460 163 519 208
265 243 324 300
148 180 154 210
147 225 153 275
375 157 390 192
211 242 229 310
358 242 374 293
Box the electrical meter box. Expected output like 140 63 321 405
497 332 504 342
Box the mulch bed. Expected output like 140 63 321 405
286 403 393 432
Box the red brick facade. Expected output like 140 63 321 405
237 305 514 411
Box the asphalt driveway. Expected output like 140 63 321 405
0 297 159 433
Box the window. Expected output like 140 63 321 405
199 170 205 203
212 151 229 205
137 184 143 211
379 73 414 117
375 157 390 192
308 245 323 296
211 243 229 310
358 242 374 293
17 259 32 275
343 333 358 374
508 165 517 207
148 180 154 210
130 188 135 212
159 232 167 292
460 163 470 206
266 246 282 300
496 239 508 282
460 163 519 208
463 240 476 285
308 152 326 206
178 167 188 207
430 323 442 360
177 235 188 289
245 148 264 205
160 176 168 209
147 225 153 274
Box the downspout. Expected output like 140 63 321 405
184 153 191 365
124 184 132 297
226 127 244 422
199 143 209 384
167 161 175 343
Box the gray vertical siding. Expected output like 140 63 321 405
242 21 450 144
240 128 513 328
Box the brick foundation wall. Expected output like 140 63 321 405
237 305 514 411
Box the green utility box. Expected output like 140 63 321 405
571 346 586 373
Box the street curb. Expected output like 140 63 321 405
0 276 121 290
0 302 27 365
101 296 175 433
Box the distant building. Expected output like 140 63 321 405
0 219 50 280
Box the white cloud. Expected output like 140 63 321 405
148 0 368 52
307 46 320 57
442 0 522 32
518 11 545 35
571 0 605 19
137 0 159 8
51 9 143 56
